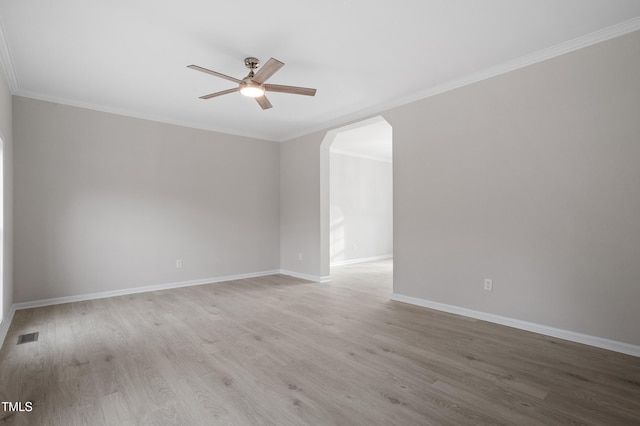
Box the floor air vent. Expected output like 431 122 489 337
17 332 39 345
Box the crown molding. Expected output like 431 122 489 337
283 17 640 142
14 90 274 142
3 16 639 142
0 13 18 93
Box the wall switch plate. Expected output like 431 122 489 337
176 259 183 269
484 279 493 291
298 253 303 261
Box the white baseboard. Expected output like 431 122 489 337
8 275 636 358
279 269 322 283
330 254 393 267
0 305 17 349
391 293 640 358
12 270 281 311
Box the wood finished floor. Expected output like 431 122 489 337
1 259 640 425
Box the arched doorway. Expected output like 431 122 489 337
320 116 392 283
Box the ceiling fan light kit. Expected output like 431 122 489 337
188 57 316 109
239 81 264 98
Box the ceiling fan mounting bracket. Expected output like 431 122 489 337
244 57 260 70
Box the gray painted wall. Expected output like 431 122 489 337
280 30 640 346
387 29 640 345
279 134 321 276
330 152 392 264
13 97 280 302
0 67 12 326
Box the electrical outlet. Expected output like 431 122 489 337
484 279 493 291
176 259 183 269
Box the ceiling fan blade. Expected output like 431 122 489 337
199 87 240 99
264 84 317 96
252 58 284 84
255 95 273 110
187 64 242 84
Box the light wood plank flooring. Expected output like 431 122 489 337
1 259 639 425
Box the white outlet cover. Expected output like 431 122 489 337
484 279 493 291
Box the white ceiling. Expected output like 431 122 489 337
1 1 639 141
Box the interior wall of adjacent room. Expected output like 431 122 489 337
13 97 280 302
330 152 392 264
279 30 640 346
0 66 12 326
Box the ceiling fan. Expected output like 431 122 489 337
187 57 317 110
